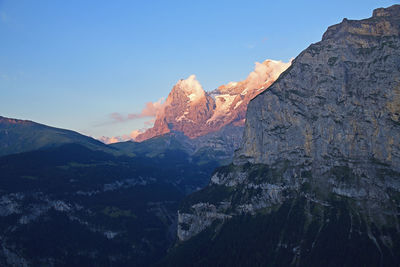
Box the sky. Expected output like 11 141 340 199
0 0 397 138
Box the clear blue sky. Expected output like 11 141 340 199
0 0 396 138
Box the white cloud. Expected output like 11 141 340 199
245 59 292 89
175 75 205 102
109 98 165 123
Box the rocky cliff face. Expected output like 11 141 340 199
138 75 215 140
135 60 291 142
235 6 400 168
173 5 400 266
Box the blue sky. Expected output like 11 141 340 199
0 0 397 138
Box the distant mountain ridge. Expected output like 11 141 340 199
0 119 228 266
0 116 116 156
111 124 244 166
103 59 290 165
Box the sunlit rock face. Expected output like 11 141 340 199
135 60 291 142
174 6 400 265
207 60 292 131
235 6 400 170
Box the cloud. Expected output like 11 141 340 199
129 129 144 140
98 130 142 144
144 118 156 126
245 59 292 90
98 99 162 143
176 75 205 102
110 112 124 122
98 136 124 144
109 98 165 123
127 98 164 119
98 118 155 144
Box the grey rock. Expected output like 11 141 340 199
178 5 400 242
177 203 231 241
235 6 400 169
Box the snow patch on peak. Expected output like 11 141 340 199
234 100 243 109
241 88 249 96
187 93 197 101
207 94 236 124
177 75 205 102
228 82 238 87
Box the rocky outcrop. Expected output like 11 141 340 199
175 6 400 264
135 60 291 142
177 203 231 241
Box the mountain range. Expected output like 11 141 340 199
0 58 290 265
166 5 400 266
120 59 291 143
0 120 224 266
0 115 233 265
1 4 400 267
100 59 291 164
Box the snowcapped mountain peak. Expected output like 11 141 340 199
175 75 205 103
134 59 291 141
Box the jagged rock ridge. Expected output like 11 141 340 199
135 60 291 142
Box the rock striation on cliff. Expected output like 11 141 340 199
171 5 400 266
235 5 400 168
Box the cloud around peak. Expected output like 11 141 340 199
245 59 292 90
175 75 205 102
99 128 146 144
109 98 165 123
99 59 292 144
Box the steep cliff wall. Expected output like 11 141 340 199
171 6 400 266
235 6 400 170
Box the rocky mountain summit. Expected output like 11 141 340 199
135 60 291 142
171 5 400 266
